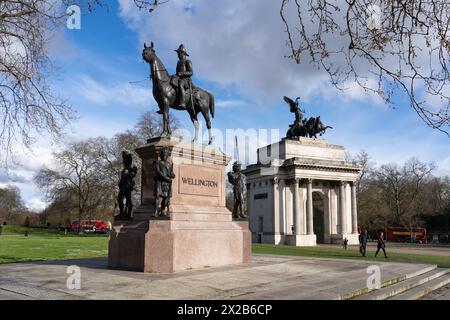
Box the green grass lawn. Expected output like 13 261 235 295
253 244 450 269
0 225 80 236
0 235 108 264
1 232 449 269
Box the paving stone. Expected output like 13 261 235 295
0 255 437 300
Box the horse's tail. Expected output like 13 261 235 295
208 91 215 118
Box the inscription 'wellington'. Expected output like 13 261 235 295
181 177 218 188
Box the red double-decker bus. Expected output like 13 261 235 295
385 226 428 244
70 220 110 234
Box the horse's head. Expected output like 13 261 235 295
142 42 156 64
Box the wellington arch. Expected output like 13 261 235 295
243 138 361 246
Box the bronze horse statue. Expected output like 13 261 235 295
286 116 333 139
142 42 215 144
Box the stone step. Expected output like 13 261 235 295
345 264 437 300
353 268 448 300
389 273 450 300
235 262 437 300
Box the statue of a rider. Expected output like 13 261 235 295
170 44 193 110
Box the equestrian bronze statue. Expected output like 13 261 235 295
142 42 215 144
283 96 333 139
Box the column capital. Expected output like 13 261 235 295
307 178 313 185
286 178 301 186
270 177 280 185
339 180 347 186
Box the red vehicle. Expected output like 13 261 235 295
385 226 428 244
71 220 110 234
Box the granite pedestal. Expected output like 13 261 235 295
108 138 251 273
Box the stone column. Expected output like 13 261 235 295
246 182 251 213
279 179 286 234
351 182 358 234
293 178 301 235
339 181 347 234
306 178 314 235
272 177 280 237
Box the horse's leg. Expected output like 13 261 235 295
162 103 170 136
201 108 212 145
188 109 199 142
162 111 168 136
167 110 172 135
193 118 200 142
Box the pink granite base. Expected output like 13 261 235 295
108 218 251 273
108 139 251 273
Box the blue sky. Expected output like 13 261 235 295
1 0 449 210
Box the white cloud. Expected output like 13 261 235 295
118 0 330 105
26 197 46 212
118 0 450 121
320 80 385 106
216 99 247 109
0 114 135 211
75 74 155 108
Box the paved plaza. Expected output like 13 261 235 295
0 254 445 300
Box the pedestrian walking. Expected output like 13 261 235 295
375 231 388 258
359 229 367 257
343 237 348 250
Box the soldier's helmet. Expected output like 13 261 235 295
122 150 132 167
159 146 171 159
174 44 189 57
232 161 241 172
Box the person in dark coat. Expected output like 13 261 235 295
343 237 348 249
375 231 388 258
359 229 367 256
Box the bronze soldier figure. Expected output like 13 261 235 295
116 151 137 221
227 161 247 219
154 147 175 217
171 44 193 110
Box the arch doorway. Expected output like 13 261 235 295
313 192 325 243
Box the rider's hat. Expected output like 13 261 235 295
175 44 189 56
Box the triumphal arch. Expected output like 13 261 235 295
243 138 361 246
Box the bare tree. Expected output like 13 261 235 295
34 140 105 233
67 0 167 13
134 110 179 142
0 1 77 166
346 150 375 194
280 0 450 135
376 158 435 225
0 185 26 223
132 1 169 13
